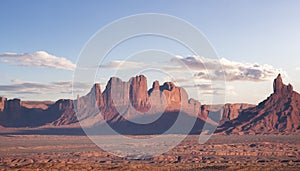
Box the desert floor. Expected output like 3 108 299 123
0 128 300 170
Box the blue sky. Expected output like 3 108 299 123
0 0 300 104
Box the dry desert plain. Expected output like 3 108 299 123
0 128 300 171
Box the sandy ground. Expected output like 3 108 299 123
0 129 300 170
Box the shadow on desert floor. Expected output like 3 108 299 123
0 127 87 136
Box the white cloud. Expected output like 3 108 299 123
0 51 76 70
173 56 284 82
296 67 300 71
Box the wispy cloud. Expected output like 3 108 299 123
0 51 76 70
100 60 146 70
0 81 90 95
173 56 284 82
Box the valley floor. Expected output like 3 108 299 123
0 129 300 170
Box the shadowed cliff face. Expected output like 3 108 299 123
49 100 77 126
217 74 300 135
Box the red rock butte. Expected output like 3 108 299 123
217 74 300 134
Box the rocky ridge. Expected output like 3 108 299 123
217 74 300 134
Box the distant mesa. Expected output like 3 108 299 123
0 97 76 127
0 74 299 135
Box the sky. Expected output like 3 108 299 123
0 0 300 104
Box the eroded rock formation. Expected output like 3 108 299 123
217 74 300 134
